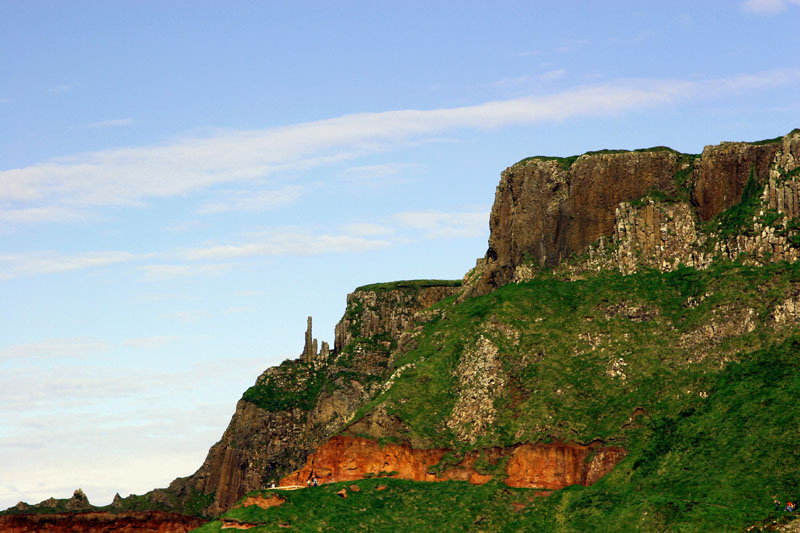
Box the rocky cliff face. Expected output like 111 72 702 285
471 130 800 294
174 281 461 515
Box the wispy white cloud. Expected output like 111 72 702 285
741 0 800 13
556 39 590 53
121 336 177 350
4 70 799 227
341 222 395 237
81 118 139 129
46 83 81 94
197 185 304 214
492 75 532 88
140 262 237 280
0 206 90 225
0 251 136 280
162 310 212 323
393 210 489 239
537 69 568 81
0 338 112 361
183 231 391 260
341 162 417 183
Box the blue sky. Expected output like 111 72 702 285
1 0 799 509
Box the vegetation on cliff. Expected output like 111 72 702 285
193 325 800 532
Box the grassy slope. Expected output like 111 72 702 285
357 261 799 451
195 333 800 532
194 164 800 531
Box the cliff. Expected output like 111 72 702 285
470 130 800 295
175 129 800 532
176 280 462 514
13 130 800 532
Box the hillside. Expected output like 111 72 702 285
6 130 800 532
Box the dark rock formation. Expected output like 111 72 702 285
470 130 800 295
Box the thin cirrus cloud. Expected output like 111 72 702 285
0 338 112 361
741 0 800 13
392 210 489 239
0 250 136 280
341 162 418 184
4 71 798 225
140 263 238 281
182 231 391 261
81 118 139 129
197 185 305 214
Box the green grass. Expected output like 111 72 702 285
194 333 800 532
516 146 681 172
353 260 800 450
194 478 545 532
242 360 326 412
354 279 462 292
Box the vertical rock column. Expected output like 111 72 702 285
303 316 314 362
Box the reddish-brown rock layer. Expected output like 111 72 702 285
279 436 626 490
693 141 781 221
0 511 205 533
236 493 285 510
481 150 681 290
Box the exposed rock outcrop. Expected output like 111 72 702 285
471 130 800 295
176 281 461 515
278 435 626 491
334 282 461 374
0 511 205 533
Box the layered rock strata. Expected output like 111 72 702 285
472 131 800 294
279 436 626 491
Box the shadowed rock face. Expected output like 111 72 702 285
278 436 626 491
0 511 205 532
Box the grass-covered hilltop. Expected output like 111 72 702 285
6 130 800 532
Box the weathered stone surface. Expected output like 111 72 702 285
236 493 285 510
0 511 205 532
475 150 681 293
693 141 781 221
504 442 627 489
334 284 461 374
278 436 625 490
173 283 460 515
472 131 800 295
187 399 307 515
446 335 506 444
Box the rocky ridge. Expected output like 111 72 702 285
175 280 462 515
